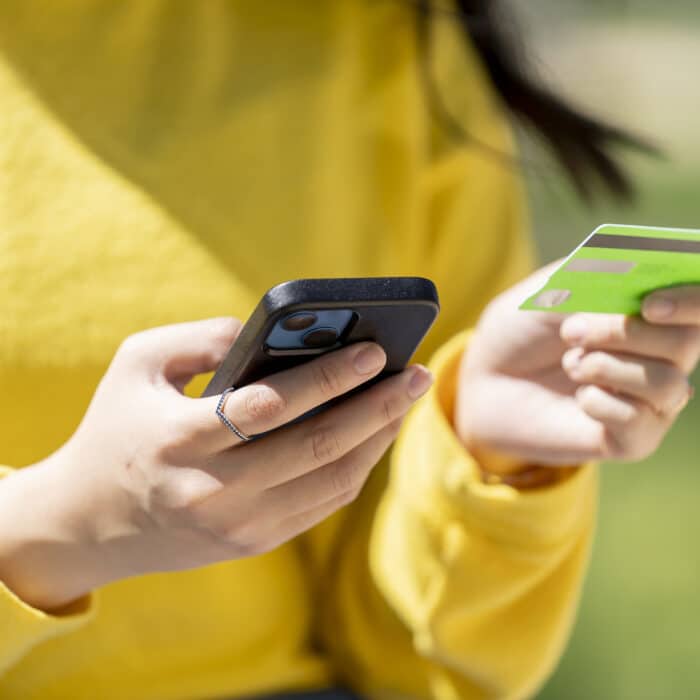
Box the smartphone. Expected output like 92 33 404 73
200 277 440 429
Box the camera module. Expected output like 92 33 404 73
302 327 340 348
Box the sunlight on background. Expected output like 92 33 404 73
510 2 700 698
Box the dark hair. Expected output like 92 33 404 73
415 0 657 201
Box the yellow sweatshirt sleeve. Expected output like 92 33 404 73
322 334 598 700
0 466 96 676
383 332 597 698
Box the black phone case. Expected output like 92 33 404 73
200 277 440 399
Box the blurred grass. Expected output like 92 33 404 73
526 92 700 700
514 6 699 698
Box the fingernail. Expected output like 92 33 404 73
353 344 386 374
562 347 584 376
561 317 588 344
407 366 434 399
643 296 676 321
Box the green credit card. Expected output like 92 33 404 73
520 223 700 315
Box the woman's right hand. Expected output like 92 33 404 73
0 317 433 612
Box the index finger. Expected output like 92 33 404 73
183 341 388 453
560 312 700 374
642 286 700 326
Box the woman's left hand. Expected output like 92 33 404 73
454 263 700 471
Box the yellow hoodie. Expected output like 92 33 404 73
0 2 597 699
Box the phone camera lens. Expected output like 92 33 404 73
302 327 339 348
281 312 318 331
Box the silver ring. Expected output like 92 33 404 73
215 386 253 442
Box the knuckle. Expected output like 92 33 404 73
590 424 609 459
654 361 677 386
598 412 658 462
690 326 700 350
648 430 665 457
329 460 361 495
159 477 204 512
209 318 243 358
151 411 202 462
339 486 362 507
618 403 640 427
247 537 277 557
621 436 653 462
116 332 147 360
575 384 597 408
656 369 683 404
678 328 700 371
188 512 232 545
230 536 266 558
380 394 402 423
158 474 211 517
309 425 343 464
600 429 627 461
611 316 633 344
214 316 241 342
243 385 287 425
159 404 191 439
311 357 344 398
624 412 660 461
584 353 609 381
220 520 265 556
136 473 206 529
389 417 405 437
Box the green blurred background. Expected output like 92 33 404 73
510 2 700 698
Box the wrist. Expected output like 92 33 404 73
464 440 533 476
456 417 580 490
0 455 114 612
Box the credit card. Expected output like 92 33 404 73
520 223 700 314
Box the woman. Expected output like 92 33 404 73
0 2 698 699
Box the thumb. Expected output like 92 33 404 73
118 317 243 383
